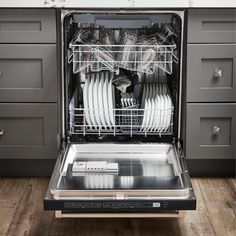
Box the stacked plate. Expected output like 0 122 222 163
140 83 173 133
83 71 115 129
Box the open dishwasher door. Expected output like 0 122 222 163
44 143 196 216
44 10 196 217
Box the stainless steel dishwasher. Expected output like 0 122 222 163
44 9 196 218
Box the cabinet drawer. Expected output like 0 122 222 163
0 103 58 159
188 9 236 43
186 104 236 159
187 44 236 102
0 44 57 102
0 9 56 43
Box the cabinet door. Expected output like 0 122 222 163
187 44 236 102
0 103 58 159
0 44 57 102
188 9 236 43
186 103 236 159
0 9 56 43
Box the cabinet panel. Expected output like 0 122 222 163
0 9 56 43
0 103 58 159
187 44 236 102
186 103 236 159
188 9 236 43
0 44 57 102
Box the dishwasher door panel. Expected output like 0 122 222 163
44 143 196 212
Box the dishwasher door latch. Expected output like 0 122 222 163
113 192 127 200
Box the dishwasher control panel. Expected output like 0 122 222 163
63 201 166 210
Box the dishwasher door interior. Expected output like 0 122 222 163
44 143 196 212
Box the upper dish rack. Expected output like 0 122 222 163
68 44 178 75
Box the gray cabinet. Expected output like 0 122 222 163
0 9 59 163
188 9 236 43
0 9 56 43
0 103 58 159
186 9 236 164
186 104 236 159
0 44 57 102
187 44 236 102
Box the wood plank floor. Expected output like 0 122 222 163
0 178 235 236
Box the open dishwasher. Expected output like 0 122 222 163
44 10 196 218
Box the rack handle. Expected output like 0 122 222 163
213 68 222 79
0 129 4 136
212 126 220 135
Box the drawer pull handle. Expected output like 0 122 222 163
0 72 2 78
212 126 220 135
0 129 4 136
214 68 222 78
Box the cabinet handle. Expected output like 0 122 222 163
0 129 4 136
212 126 220 135
0 71 2 78
214 68 222 79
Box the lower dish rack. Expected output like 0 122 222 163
69 102 174 137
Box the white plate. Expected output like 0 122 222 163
151 97 158 131
83 75 92 129
140 99 148 131
147 99 155 132
161 94 166 131
154 95 160 131
103 72 111 128
148 83 153 100
88 74 97 128
146 84 150 100
152 83 157 99
163 94 168 131
93 73 102 128
144 99 152 132
157 94 164 132
141 84 147 108
163 83 167 94
108 73 115 126
98 73 106 128
164 94 172 131
162 94 168 132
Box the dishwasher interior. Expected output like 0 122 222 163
65 12 181 140
45 10 196 213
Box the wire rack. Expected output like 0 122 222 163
68 44 178 75
69 104 174 137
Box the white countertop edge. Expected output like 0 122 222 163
0 0 236 8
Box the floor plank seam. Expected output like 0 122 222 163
197 179 217 236
47 207 55 236
6 178 31 236
227 178 236 218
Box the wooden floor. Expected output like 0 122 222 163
0 178 235 236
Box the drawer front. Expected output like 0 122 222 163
188 9 236 43
0 103 58 159
186 104 236 159
0 44 57 102
187 44 236 102
0 9 56 43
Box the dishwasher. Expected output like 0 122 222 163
44 9 196 218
